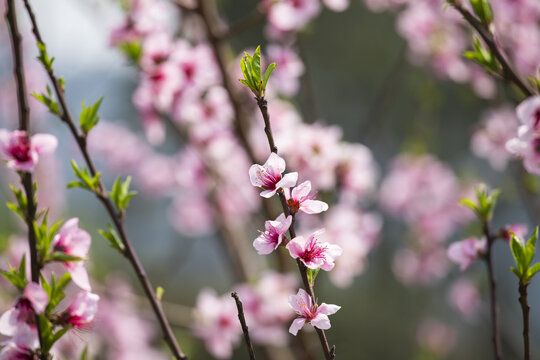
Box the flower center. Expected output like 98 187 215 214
9 135 31 162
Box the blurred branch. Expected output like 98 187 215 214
450 1 534 97
21 2 187 358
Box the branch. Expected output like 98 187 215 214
4 1 47 358
231 292 256 360
255 97 335 360
20 2 187 358
518 282 530 360
482 221 503 360
450 1 534 97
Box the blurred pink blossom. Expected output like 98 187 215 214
266 0 321 32
447 236 487 271
448 278 481 320
266 45 304 96
416 318 457 356
506 96 540 174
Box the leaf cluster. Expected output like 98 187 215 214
239 45 276 98
510 228 540 285
460 184 500 223
68 160 102 193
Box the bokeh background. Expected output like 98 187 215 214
0 0 538 359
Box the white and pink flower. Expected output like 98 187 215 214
249 153 298 198
506 96 540 174
288 288 340 335
0 324 39 360
0 130 57 172
284 181 328 214
51 218 92 291
253 213 292 255
286 229 342 271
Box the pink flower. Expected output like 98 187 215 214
323 0 349 12
504 223 528 242
61 292 99 329
253 213 292 255
288 288 340 335
284 181 328 215
51 218 92 291
447 237 487 271
249 153 298 198
416 318 457 356
0 130 57 172
286 229 342 271
0 283 48 336
266 45 304 96
448 278 481 320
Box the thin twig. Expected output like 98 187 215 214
482 221 503 360
231 292 257 360
20 2 187 358
256 96 335 360
518 282 530 360
4 1 47 358
450 1 534 97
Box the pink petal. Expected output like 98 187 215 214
276 172 298 189
68 263 91 291
265 153 286 175
300 200 328 214
288 318 306 336
67 229 91 258
318 303 341 315
288 288 312 313
323 0 349 11
310 313 331 330
23 283 48 314
248 164 265 187
0 309 17 336
260 188 278 198
274 214 292 234
253 236 278 255
516 96 540 127
291 181 312 200
286 237 306 259
31 134 57 155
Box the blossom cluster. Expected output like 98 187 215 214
0 219 99 359
362 0 540 99
380 154 474 285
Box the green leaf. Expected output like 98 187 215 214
262 63 276 96
307 268 320 286
1 255 27 291
470 0 493 24
524 227 538 268
37 42 55 70
156 286 164 301
49 252 84 262
32 91 61 117
79 97 104 134
118 41 143 64
80 347 88 360
252 46 262 86
526 263 540 279
109 176 137 213
510 235 526 278
69 160 101 193
98 224 125 253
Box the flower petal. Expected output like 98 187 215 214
310 313 331 330
288 318 306 336
300 200 328 214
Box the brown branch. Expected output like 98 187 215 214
482 221 503 360
450 1 534 97
256 97 335 360
231 292 257 360
518 282 530 360
20 1 187 358
4 1 47 358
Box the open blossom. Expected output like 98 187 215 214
51 218 92 291
61 292 99 329
253 213 292 255
288 288 340 335
266 0 321 32
447 236 487 271
249 153 298 198
506 96 540 174
0 283 48 336
284 181 328 214
0 130 57 172
286 229 342 271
